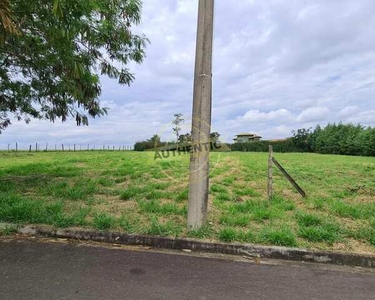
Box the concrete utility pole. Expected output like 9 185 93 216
187 0 215 230
268 145 273 199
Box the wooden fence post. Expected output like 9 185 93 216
29 145 32 152
268 145 273 200
36 143 38 152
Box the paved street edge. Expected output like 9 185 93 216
2 223 375 268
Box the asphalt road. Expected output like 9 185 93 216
1 237 375 300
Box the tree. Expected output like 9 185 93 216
291 128 312 152
148 134 161 148
179 131 218 144
179 132 191 143
210 132 220 142
172 113 184 143
134 134 167 151
0 0 149 132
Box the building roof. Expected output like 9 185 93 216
236 133 255 136
234 133 262 137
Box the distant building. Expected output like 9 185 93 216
233 133 262 143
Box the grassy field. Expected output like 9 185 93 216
1 151 375 253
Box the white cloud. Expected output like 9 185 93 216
297 107 331 123
242 109 294 123
337 106 359 118
346 111 375 125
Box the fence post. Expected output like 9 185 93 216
29 145 32 152
268 145 273 200
16 142 18 152
46 143 48 151
36 143 38 152
62 144 64 152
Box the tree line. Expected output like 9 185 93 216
232 123 375 157
135 122 375 157
134 132 220 151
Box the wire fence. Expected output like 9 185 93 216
2 143 134 152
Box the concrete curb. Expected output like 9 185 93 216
2 224 375 268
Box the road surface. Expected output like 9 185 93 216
0 237 374 300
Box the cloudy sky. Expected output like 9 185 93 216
2 0 375 149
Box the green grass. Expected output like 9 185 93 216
218 227 237 242
176 189 188 203
93 213 116 230
295 212 342 244
210 184 227 193
187 225 213 239
146 217 182 236
260 226 297 247
351 227 375 246
298 224 341 244
234 187 260 197
296 212 323 227
216 192 231 202
1 151 375 253
120 187 139 200
220 214 251 227
138 200 186 216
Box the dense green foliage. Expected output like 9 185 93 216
310 124 375 156
134 134 167 151
231 139 296 153
0 0 148 131
232 123 375 157
134 140 168 152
